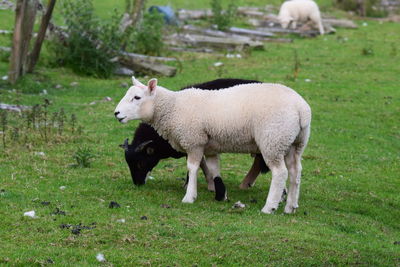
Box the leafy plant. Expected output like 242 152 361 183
210 0 237 31
51 0 126 78
335 0 388 17
72 147 95 168
131 10 165 56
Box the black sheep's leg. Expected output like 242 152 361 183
204 155 227 201
213 176 226 201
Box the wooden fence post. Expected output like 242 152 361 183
27 0 56 73
8 0 37 84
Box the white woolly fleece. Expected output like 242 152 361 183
144 83 311 165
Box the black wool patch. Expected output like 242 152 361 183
214 176 226 201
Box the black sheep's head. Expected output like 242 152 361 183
120 139 160 186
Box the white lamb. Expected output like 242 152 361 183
278 0 324 35
114 77 312 214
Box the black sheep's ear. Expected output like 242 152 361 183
134 140 153 153
146 147 154 155
119 138 129 151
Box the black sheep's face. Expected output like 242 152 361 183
121 139 160 186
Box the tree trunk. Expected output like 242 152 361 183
27 0 56 73
8 0 37 84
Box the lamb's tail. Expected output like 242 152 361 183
295 105 312 149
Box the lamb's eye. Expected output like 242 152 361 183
134 96 141 100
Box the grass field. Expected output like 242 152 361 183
0 0 399 266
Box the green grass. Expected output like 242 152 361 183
1 0 400 266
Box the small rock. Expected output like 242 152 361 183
41 89 48 95
96 253 106 262
109 201 121 208
362 22 368 26
305 79 311 82
34 151 45 156
2 75 8 81
89 101 97 105
70 82 79 87
103 96 112 101
116 218 126 223
120 82 129 88
59 186 66 190
24 210 37 218
54 84 62 89
140 216 148 220
232 201 246 209
213 62 223 67
160 204 171 209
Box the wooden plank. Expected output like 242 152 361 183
322 18 358 29
119 56 177 77
120 51 177 63
166 33 264 51
228 26 274 38
177 9 212 20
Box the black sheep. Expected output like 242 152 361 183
120 78 269 200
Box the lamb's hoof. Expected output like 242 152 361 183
239 182 252 190
261 206 277 214
214 177 226 201
182 194 196 203
284 204 298 214
207 183 216 192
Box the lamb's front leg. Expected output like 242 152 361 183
182 148 204 203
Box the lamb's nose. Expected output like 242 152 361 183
114 111 120 117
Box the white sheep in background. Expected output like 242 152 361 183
114 77 311 214
278 0 324 35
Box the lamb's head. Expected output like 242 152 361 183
114 77 158 123
278 15 292 29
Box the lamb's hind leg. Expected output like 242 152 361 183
199 157 215 192
182 148 204 203
284 126 310 213
261 156 288 214
284 146 301 214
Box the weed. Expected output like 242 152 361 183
72 146 95 168
50 0 127 78
362 46 374 56
210 0 237 31
131 10 165 56
1 111 7 149
286 49 301 81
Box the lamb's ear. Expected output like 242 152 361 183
132 76 145 87
148 78 157 94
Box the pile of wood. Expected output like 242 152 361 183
165 8 358 52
